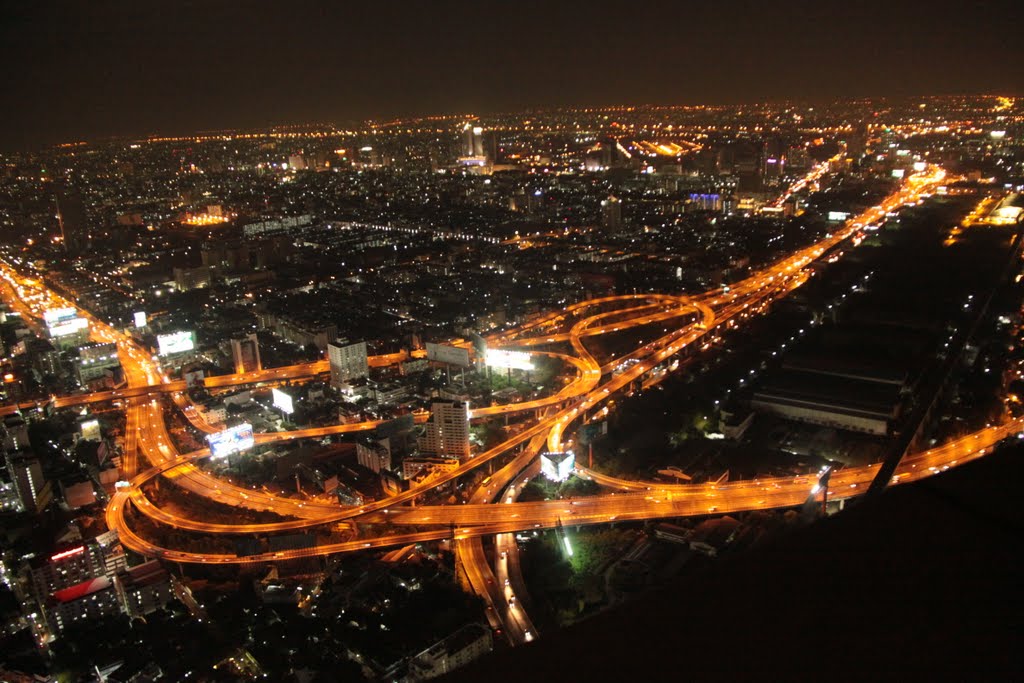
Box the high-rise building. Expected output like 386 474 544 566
55 188 90 254
762 137 785 184
417 400 470 459
356 438 391 473
456 123 490 174
786 144 811 172
722 193 737 215
2 414 30 451
173 265 211 291
116 560 173 618
5 450 51 514
35 538 160 634
230 333 262 374
846 122 869 159
328 339 369 387
734 143 763 192
30 536 126 597
46 577 121 633
601 195 623 232
462 123 485 158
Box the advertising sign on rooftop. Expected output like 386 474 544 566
425 342 470 367
157 331 196 356
485 348 534 371
207 423 254 459
272 388 294 415
540 451 575 482
48 316 88 337
44 307 77 324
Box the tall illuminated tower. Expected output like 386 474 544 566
55 188 90 254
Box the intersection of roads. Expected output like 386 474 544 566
3 163 1007 645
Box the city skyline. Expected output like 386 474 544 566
0 4 1021 678
1 0 1022 150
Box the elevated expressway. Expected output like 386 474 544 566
106 416 1020 565
6 167 986 573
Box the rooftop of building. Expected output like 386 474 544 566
754 369 902 416
120 560 168 588
418 623 491 660
782 351 909 385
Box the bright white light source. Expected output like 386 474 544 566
272 388 294 415
486 348 534 371
157 331 195 356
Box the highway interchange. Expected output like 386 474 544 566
3 163 1007 645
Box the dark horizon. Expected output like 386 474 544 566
1 0 1022 151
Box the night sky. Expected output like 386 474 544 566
1 0 1022 150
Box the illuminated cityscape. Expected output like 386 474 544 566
0 2 1021 681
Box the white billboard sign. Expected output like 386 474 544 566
207 423 254 459
49 317 88 337
44 307 77 324
485 348 534 371
425 342 471 367
157 331 195 356
540 451 575 482
272 388 294 415
133 311 147 328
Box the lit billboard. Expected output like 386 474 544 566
485 348 534 371
207 423 254 459
48 316 89 337
44 307 77 325
540 451 575 482
158 331 196 356
827 211 850 222
133 311 147 328
425 342 470 367
272 388 294 414
80 418 101 442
